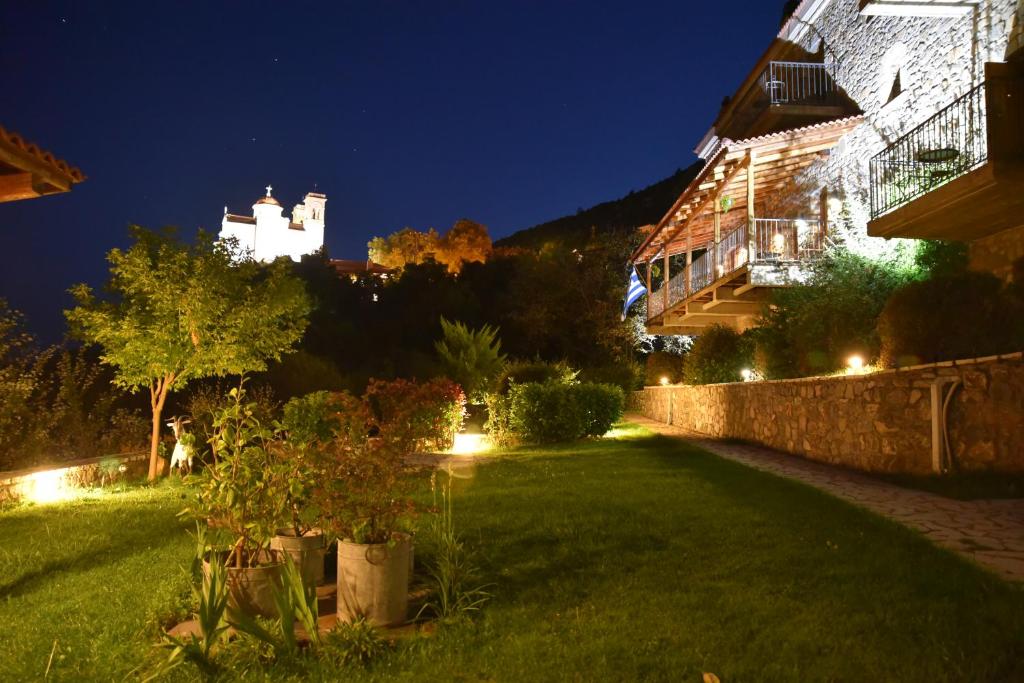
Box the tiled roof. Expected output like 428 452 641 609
0 124 85 182
329 259 395 275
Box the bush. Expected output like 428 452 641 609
578 362 643 393
754 248 914 378
500 381 623 444
434 318 507 404
914 240 969 279
683 325 753 385
878 271 1024 366
366 378 466 452
644 351 685 386
492 360 577 395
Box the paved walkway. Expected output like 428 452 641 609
627 413 1024 582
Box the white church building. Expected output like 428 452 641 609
219 185 325 262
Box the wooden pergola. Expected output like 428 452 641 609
0 125 84 203
632 115 862 334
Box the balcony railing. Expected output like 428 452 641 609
759 61 841 107
869 82 988 218
648 219 827 321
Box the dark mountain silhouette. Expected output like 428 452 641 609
495 162 702 251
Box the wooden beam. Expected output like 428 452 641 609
0 172 50 202
746 149 756 263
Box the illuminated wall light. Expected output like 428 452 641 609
24 468 73 504
659 376 670 386
846 355 866 375
741 368 753 382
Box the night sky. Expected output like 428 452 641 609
1 1 785 340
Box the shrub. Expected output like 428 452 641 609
492 359 577 395
434 318 507 404
878 271 1024 366
754 248 914 378
578 361 643 393
914 240 969 279
501 381 624 444
683 325 753 385
366 378 466 452
644 351 685 386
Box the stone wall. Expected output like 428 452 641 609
628 352 1024 474
969 224 1024 281
784 0 1020 259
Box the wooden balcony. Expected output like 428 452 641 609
646 219 827 334
868 63 1024 241
633 116 861 335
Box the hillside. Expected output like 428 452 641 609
495 161 703 250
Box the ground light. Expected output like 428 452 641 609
741 368 753 381
23 468 74 504
846 354 866 375
659 376 670 386
451 432 488 455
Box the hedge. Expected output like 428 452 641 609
486 381 624 445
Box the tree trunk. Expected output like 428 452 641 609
147 376 173 481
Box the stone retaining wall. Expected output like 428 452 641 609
629 353 1024 474
0 452 148 504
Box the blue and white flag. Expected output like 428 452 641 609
622 265 647 320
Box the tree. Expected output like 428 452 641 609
368 228 441 270
0 300 43 468
437 219 492 273
434 317 506 403
66 227 310 480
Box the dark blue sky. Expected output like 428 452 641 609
1 1 784 339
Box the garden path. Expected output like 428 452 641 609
627 414 1024 582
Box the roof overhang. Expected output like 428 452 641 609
0 125 84 203
632 115 863 263
858 0 980 17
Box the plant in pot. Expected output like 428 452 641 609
314 389 418 627
183 385 287 618
268 392 342 589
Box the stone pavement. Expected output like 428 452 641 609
627 413 1024 582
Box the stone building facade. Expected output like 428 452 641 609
784 0 1024 274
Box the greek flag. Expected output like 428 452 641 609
622 265 646 320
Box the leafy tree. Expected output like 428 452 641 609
914 240 969 279
66 227 310 480
368 227 441 271
0 300 43 468
438 219 493 273
434 317 506 403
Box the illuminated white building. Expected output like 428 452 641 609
220 185 325 262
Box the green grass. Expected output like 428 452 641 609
2 424 1023 681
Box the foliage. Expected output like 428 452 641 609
183 385 286 568
66 226 310 480
683 325 754 385
227 554 321 657
645 351 686 385
753 248 914 378
368 219 492 274
493 359 578 395
435 317 507 403
261 350 349 400
914 240 969 279
322 617 388 666
578 361 643 393
418 468 491 621
312 389 418 545
366 378 466 452
503 381 624 444
878 271 1024 366
150 541 230 681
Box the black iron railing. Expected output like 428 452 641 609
870 82 988 218
759 61 841 107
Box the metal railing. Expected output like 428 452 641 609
869 82 988 218
646 219 828 321
759 61 841 107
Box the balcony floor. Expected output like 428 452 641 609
869 160 1024 241
647 261 810 334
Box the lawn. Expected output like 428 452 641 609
2 423 1023 681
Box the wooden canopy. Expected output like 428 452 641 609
632 115 862 263
0 125 85 203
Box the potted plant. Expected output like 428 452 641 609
268 392 339 589
183 385 286 618
314 388 418 627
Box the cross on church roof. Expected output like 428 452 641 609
265 184 273 197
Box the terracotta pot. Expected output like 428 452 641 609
203 556 282 618
336 533 412 627
271 529 326 588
